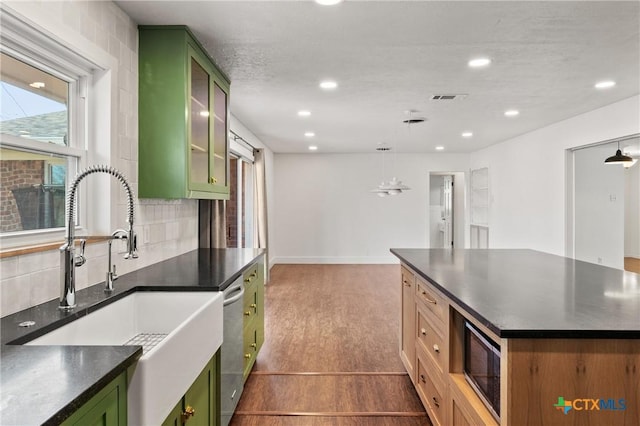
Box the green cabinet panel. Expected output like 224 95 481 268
61 373 127 426
242 261 264 381
139 26 230 200
161 351 220 426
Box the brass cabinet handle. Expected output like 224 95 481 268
250 303 257 308
244 353 252 359
244 311 251 316
209 177 217 184
421 291 437 304
181 405 196 422
403 280 411 287
432 396 440 408
420 374 426 383
421 328 427 336
433 344 440 353
250 343 257 348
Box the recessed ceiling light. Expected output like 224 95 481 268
504 110 519 117
319 80 338 90
315 0 343 5
462 132 473 138
304 132 315 137
29 82 45 89
297 110 311 117
309 145 318 151
468 58 491 68
595 80 616 89
435 146 445 151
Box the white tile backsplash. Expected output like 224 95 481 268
0 1 200 318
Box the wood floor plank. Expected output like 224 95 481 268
231 415 432 426
625 257 640 273
254 264 405 373
236 374 425 413
231 264 432 426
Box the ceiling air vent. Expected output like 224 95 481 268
376 146 391 152
402 117 426 124
431 94 468 101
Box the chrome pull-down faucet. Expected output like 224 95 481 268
105 229 128 292
59 165 138 310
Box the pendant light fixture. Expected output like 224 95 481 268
370 111 420 197
604 141 634 166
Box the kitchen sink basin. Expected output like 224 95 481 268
26 291 223 426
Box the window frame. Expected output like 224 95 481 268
0 8 98 249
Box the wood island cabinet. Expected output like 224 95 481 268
139 26 230 200
397 258 640 426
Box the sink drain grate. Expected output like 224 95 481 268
124 333 168 354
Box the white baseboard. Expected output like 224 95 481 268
271 256 400 264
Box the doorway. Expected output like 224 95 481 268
570 135 639 272
429 172 466 248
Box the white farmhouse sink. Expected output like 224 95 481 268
27 291 223 426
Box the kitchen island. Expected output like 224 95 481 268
0 248 264 425
391 248 640 426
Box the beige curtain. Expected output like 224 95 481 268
253 149 269 281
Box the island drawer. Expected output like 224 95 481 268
416 350 447 426
415 276 447 326
416 304 445 375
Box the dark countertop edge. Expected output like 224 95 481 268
390 248 504 337
1 248 264 425
389 249 640 340
44 346 143 426
3 249 265 345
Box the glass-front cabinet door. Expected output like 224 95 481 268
138 26 230 200
212 81 228 189
189 54 211 189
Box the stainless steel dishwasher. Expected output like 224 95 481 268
221 276 244 426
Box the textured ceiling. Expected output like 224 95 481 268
117 0 640 153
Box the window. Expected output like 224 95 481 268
1 50 85 236
226 136 255 248
0 9 103 248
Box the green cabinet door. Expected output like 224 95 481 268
242 259 265 381
61 374 127 426
139 26 230 200
160 399 183 426
161 351 220 426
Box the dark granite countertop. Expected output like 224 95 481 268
0 248 264 425
391 248 640 339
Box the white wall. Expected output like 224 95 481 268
574 144 625 269
625 161 640 259
470 95 640 257
272 153 469 263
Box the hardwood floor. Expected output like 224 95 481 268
230 264 431 426
625 257 640 274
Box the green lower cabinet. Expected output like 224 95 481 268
242 261 265 381
162 351 220 426
61 373 127 426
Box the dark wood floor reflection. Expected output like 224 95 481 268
230 264 431 426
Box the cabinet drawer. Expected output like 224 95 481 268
243 325 258 377
416 352 446 426
401 266 416 288
243 265 259 285
415 277 447 325
416 305 446 375
243 282 259 321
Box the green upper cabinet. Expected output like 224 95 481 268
139 26 230 199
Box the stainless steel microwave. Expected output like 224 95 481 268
464 321 501 420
